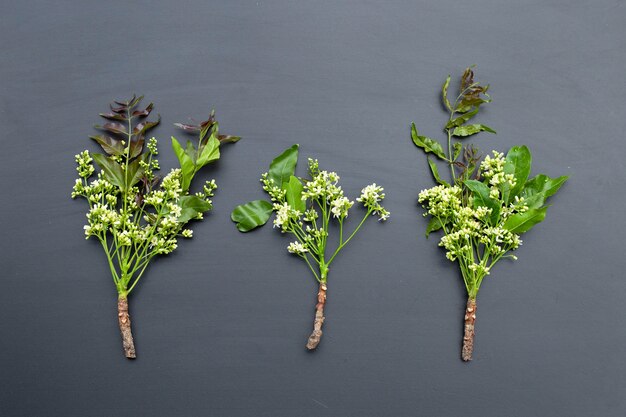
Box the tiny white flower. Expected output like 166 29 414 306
287 241 309 255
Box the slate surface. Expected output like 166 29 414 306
1 1 625 416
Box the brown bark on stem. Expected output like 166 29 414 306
462 297 477 361
306 282 327 350
118 296 136 359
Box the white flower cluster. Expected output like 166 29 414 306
272 202 302 231
261 157 389 260
75 150 95 178
303 208 318 223
159 169 183 200
331 196 354 219
72 173 118 202
437 206 521 264
260 173 286 202
139 138 161 181
287 241 309 255
146 137 158 155
480 151 517 199
418 185 462 219
418 170 526 278
72 144 214 257
301 169 343 201
357 183 390 221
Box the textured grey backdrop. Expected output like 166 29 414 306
1 0 625 416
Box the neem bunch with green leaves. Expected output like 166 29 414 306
72 96 240 358
231 145 389 349
411 68 568 361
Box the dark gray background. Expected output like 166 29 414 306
1 0 624 416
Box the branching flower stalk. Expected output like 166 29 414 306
72 96 239 358
411 68 568 361
232 145 389 349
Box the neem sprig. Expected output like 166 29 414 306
411 68 568 361
72 96 239 358
232 145 389 349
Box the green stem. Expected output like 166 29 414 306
327 209 372 266
302 254 321 282
447 128 455 180
126 254 155 294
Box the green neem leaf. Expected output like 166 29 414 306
456 98 490 114
171 136 195 191
425 216 443 237
184 140 197 163
521 174 568 209
427 157 449 186
445 107 479 129
231 200 273 232
503 207 547 234
411 123 447 160
464 179 500 224
269 144 299 189
178 195 212 223
503 145 532 202
197 134 220 168
442 75 452 111
199 124 211 143
285 175 306 212
127 154 147 188
453 143 462 161
92 153 126 189
452 124 496 137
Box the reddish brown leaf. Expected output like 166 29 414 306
90 135 125 156
99 112 127 121
173 123 200 132
199 111 216 129
218 134 241 144
132 103 153 117
110 104 128 114
129 135 144 159
133 116 161 135
114 95 136 106
128 95 144 109
95 122 127 135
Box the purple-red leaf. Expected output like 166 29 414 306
110 104 128 114
99 112 127 121
114 95 136 106
95 122 127 135
200 111 216 129
129 95 144 109
90 135 125 156
173 123 200 132
133 115 161 135
218 134 241 144
132 103 153 117
129 135 145 159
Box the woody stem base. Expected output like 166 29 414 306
461 297 477 361
118 295 136 359
306 282 327 350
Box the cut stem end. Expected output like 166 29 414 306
118 295 137 359
306 282 327 350
461 297 477 362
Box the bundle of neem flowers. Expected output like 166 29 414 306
72 96 239 358
410 68 568 361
